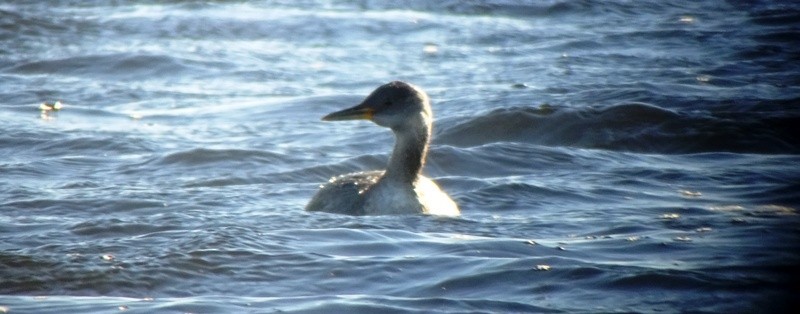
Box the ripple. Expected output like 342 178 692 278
69 219 175 237
438 103 800 154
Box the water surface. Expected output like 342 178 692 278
1 1 799 313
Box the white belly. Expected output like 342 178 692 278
363 176 459 216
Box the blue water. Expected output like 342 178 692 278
2 1 799 313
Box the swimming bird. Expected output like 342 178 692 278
305 81 460 216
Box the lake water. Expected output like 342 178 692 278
2 1 799 313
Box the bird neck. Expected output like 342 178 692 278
384 113 431 185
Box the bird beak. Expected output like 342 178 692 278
322 103 374 121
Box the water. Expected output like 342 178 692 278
2 0 799 313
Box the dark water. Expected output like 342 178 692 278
2 0 800 313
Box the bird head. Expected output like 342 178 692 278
322 81 431 130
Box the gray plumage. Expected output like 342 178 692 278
305 81 460 216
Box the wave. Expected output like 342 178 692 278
0 295 559 313
154 148 290 167
5 53 230 80
343 0 686 18
437 103 800 154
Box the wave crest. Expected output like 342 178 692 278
438 103 799 154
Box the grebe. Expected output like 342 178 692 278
305 81 459 216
